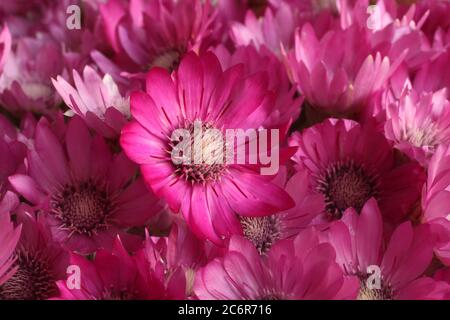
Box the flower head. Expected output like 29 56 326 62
289 118 425 223
194 230 359 299
9 116 162 254
0 208 68 300
52 65 130 139
93 0 220 85
326 198 449 299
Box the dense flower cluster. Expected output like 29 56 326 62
1 0 450 300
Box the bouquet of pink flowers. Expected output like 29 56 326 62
1 0 450 301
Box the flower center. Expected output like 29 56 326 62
51 179 111 235
405 125 440 149
170 121 227 184
151 49 182 72
0 251 58 300
240 215 280 254
357 275 393 300
317 161 378 219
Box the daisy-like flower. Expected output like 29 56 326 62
137 219 212 298
9 116 162 254
0 208 69 300
230 0 336 56
326 198 450 300
93 0 220 84
384 87 450 166
289 118 425 223
214 44 302 128
0 205 21 286
230 1 299 55
55 238 168 300
194 230 359 300
0 33 66 115
120 51 295 244
284 23 395 118
52 65 130 139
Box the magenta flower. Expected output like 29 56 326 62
194 231 359 300
214 44 302 127
121 51 294 244
385 87 450 166
0 33 66 114
137 220 211 299
284 23 394 117
230 2 299 56
0 207 21 287
52 65 130 139
326 198 449 300
93 0 220 84
0 208 68 300
9 116 162 254
289 118 425 223
56 238 167 300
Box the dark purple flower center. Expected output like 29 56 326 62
51 179 112 235
317 160 378 219
170 121 227 184
240 215 280 254
0 251 58 300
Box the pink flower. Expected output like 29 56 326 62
9 116 162 254
289 118 425 223
214 44 302 128
52 65 130 139
284 23 395 117
0 33 66 114
93 0 220 85
120 51 295 244
136 220 212 299
384 87 450 166
0 204 21 287
56 238 167 300
326 198 449 299
194 231 359 299
0 208 68 300
230 1 336 56
230 2 299 56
